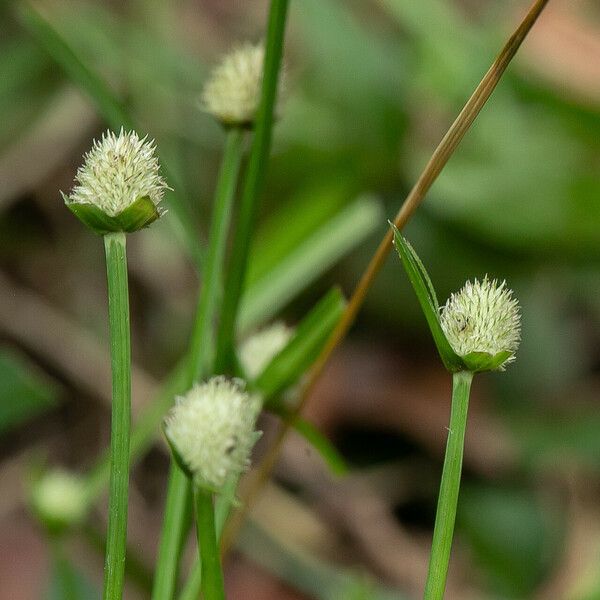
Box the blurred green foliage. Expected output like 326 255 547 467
0 347 59 435
2 0 600 598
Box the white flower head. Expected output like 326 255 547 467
239 321 293 379
62 129 169 230
164 377 262 492
202 42 282 127
30 469 88 532
440 277 521 369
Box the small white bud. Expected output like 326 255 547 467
202 42 280 127
164 377 261 492
62 129 169 233
30 469 88 533
440 277 521 370
239 321 293 379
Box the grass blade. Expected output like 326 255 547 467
254 288 346 400
18 2 133 130
239 196 383 333
392 226 463 372
284 412 348 476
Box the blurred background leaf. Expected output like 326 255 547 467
1 0 599 598
0 347 59 435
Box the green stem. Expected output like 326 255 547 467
423 370 473 600
179 561 202 600
151 128 245 600
85 359 187 502
215 0 289 373
82 522 154 594
151 464 193 600
102 232 132 600
50 536 79 599
178 475 239 600
187 128 245 380
195 488 225 600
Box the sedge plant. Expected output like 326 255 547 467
392 226 521 600
219 0 549 554
163 377 262 600
152 13 287 596
39 1 547 597
61 129 169 600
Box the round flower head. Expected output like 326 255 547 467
239 321 293 379
62 128 169 234
164 377 262 492
440 277 521 371
30 469 88 533
202 42 281 127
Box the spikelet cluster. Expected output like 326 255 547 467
239 322 293 379
63 129 168 216
440 277 521 366
164 377 261 491
202 43 268 127
30 469 88 530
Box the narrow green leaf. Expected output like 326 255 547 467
247 180 353 284
47 543 100 600
237 520 407 600
391 226 464 372
18 2 133 131
401 232 440 312
288 413 348 476
239 196 383 332
254 288 346 400
0 347 59 435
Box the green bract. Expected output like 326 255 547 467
391 224 520 373
65 195 161 235
392 225 464 372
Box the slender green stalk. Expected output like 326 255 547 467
84 359 187 502
151 465 193 600
423 370 473 600
102 232 132 600
179 560 202 600
151 129 245 600
178 476 240 600
50 537 79 599
82 522 154 594
215 0 289 373
194 488 225 600
187 128 245 379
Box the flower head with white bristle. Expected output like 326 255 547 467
164 377 261 492
440 277 521 370
30 469 88 533
202 42 280 127
62 129 169 233
239 321 293 379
